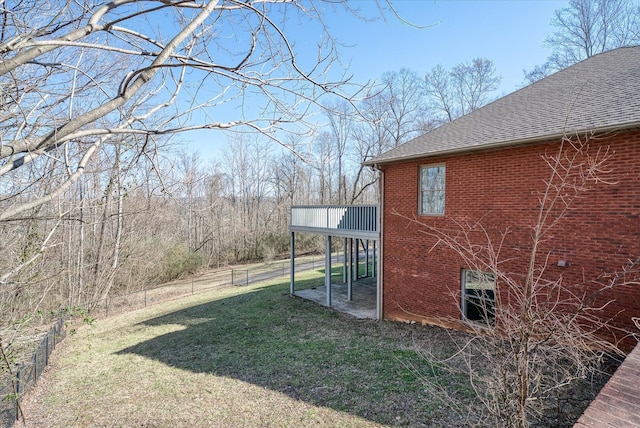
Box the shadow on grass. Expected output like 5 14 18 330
117 274 470 426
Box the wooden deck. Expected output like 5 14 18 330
290 205 379 239
574 342 640 427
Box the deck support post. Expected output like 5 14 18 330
347 238 353 301
365 239 370 277
325 235 332 307
373 240 377 278
343 238 347 283
290 232 295 294
376 237 382 320
352 238 355 299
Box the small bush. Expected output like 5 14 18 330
161 244 203 282
260 232 290 262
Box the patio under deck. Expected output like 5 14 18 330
294 277 377 319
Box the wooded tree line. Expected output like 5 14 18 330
0 45 501 324
2 0 639 336
0 0 362 324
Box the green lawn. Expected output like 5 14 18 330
20 269 476 427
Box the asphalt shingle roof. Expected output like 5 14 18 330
367 46 640 165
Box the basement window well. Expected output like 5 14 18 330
461 269 495 324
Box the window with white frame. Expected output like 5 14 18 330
420 164 445 215
461 269 495 323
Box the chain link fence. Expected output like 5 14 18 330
1 313 65 427
79 259 321 319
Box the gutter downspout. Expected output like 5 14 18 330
375 165 384 321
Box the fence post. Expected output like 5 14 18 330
192 278 194 295
144 289 147 307
105 299 109 318
246 270 249 286
231 269 235 286
15 367 21 422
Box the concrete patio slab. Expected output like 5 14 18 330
294 278 376 319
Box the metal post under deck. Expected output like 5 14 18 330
290 232 295 294
343 238 347 283
353 239 361 281
365 239 370 277
376 239 382 320
351 238 358 282
354 238 359 281
347 238 353 301
373 240 377 278
325 235 332 307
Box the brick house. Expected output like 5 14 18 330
364 46 640 348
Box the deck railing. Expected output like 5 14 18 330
290 205 379 239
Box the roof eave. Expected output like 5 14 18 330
363 121 640 167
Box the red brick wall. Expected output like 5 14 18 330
380 130 640 347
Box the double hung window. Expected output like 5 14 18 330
420 165 445 215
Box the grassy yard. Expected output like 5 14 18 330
20 269 478 427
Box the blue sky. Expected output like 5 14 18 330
181 0 568 159
330 0 566 92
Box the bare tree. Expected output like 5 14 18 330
311 130 336 204
323 99 357 205
0 0 380 298
524 0 640 83
0 0 363 221
376 68 430 147
221 135 276 261
425 58 501 124
348 70 427 204
175 151 206 252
